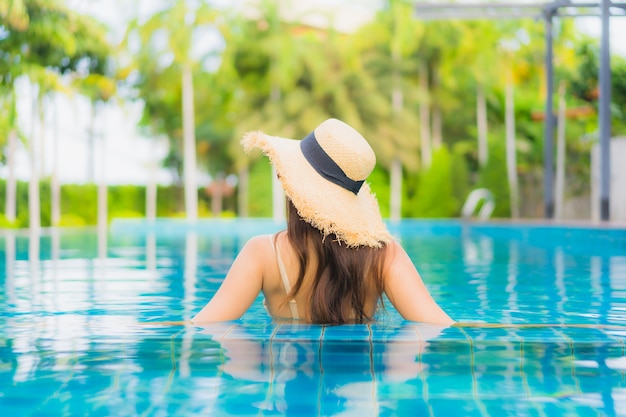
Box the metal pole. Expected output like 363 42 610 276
543 12 555 219
599 0 612 221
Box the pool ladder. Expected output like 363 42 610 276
461 188 495 220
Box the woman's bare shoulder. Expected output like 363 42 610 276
381 239 403 260
242 233 286 259
241 234 274 256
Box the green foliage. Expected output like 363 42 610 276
0 180 214 228
568 40 626 135
3 1 614 222
247 157 272 217
108 185 145 216
0 0 112 87
156 185 183 217
368 165 391 219
58 214 87 227
0 213 18 228
450 146 472 211
402 170 420 218
61 184 98 225
413 146 460 218
477 136 511 218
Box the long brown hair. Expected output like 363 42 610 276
284 199 386 324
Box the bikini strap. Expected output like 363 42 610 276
268 234 300 319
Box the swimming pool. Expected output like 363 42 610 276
1 219 626 416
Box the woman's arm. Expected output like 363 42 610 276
191 236 266 324
383 241 455 326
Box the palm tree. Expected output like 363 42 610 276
457 21 503 168
128 0 217 222
353 0 423 220
1 0 28 225
25 66 66 230
222 2 367 216
387 0 424 221
0 88 19 225
504 73 520 219
1 0 113 229
74 73 117 229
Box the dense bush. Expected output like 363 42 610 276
0 179 207 227
477 137 511 218
413 146 464 218
247 157 273 217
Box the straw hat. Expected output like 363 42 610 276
242 118 393 248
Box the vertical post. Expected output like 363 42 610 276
555 82 567 220
88 102 95 183
599 0 612 221
543 12 555 219
97 103 108 261
505 79 520 219
51 94 60 226
182 64 198 223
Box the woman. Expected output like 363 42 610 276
192 118 454 325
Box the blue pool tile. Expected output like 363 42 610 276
418 325 467 341
269 339 320 374
273 323 324 341
506 327 570 343
457 326 523 343
559 327 622 344
602 328 626 341
222 323 279 340
369 323 421 342
322 324 371 341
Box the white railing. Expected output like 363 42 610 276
461 188 495 220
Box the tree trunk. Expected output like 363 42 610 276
29 87 40 232
555 82 567 220
5 129 17 223
146 136 157 221
182 64 198 222
38 97 46 180
432 105 442 149
419 63 432 169
505 81 520 219
477 84 489 167
97 103 107 233
238 167 249 218
211 173 224 217
88 101 95 183
51 95 61 226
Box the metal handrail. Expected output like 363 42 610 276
461 188 495 220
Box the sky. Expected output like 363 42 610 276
4 0 626 186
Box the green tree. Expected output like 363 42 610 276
221 3 392 217
353 0 424 220
414 146 459 217
125 0 218 221
1 0 112 229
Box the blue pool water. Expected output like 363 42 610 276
1 219 626 416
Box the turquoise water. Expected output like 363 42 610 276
1 219 626 416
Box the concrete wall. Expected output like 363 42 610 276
591 137 626 222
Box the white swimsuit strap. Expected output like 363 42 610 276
268 234 300 319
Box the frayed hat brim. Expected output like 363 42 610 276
242 131 392 248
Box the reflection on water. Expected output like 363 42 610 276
1 220 626 416
3 319 626 416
